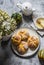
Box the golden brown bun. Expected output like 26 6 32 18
28 36 39 50
11 34 21 46
18 30 29 41
21 41 28 49
18 30 26 35
17 41 28 54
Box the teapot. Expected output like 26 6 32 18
17 2 36 16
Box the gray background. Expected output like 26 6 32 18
0 0 44 65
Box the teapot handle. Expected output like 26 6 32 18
17 3 22 9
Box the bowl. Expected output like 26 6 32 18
33 16 44 30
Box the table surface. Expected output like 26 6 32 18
0 0 44 65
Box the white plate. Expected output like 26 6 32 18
11 27 40 57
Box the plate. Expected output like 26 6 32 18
11 27 40 57
33 16 44 30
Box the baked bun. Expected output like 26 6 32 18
28 36 39 50
18 30 29 41
11 34 21 46
18 30 26 35
17 41 28 54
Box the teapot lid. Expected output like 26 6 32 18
22 2 32 9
